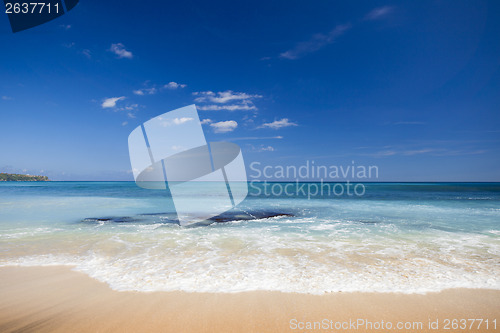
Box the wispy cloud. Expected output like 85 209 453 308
358 144 488 158
164 82 187 89
172 117 193 125
109 43 133 59
369 148 487 158
200 119 213 125
158 117 194 127
401 149 437 156
369 150 398 157
194 90 262 111
115 104 141 118
250 145 275 152
81 49 91 59
171 145 186 151
117 104 139 111
227 135 283 141
60 24 71 30
194 90 262 104
102 99 142 118
63 43 91 59
365 6 394 20
363 148 436 157
280 24 351 60
1 96 12 100
279 6 395 60
392 121 426 125
260 146 274 152
133 87 157 95
197 104 257 111
133 81 186 95
101 96 126 108
259 118 298 129
210 120 238 133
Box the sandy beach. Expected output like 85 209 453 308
0 266 498 332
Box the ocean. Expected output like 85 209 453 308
0 181 499 294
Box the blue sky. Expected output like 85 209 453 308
1 0 499 181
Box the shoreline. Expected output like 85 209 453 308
1 266 499 332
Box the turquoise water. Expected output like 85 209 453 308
0 181 499 294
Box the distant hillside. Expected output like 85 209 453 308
0 173 50 181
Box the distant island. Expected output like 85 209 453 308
0 173 50 181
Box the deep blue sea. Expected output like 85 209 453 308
0 181 499 294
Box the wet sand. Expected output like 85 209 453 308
0 266 498 332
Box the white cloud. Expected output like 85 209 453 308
280 24 351 60
1 96 12 100
210 120 238 133
133 87 157 95
193 90 262 104
194 90 262 111
197 104 257 111
133 82 185 95
258 145 275 152
248 144 276 152
193 91 214 98
259 118 298 129
159 117 194 127
365 6 394 20
164 82 187 89
200 119 212 125
102 96 125 108
172 117 193 125
228 135 283 141
122 121 128 126
109 43 133 59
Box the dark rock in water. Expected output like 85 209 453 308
81 218 111 222
81 210 294 226
356 220 381 224
81 216 145 223
81 217 113 223
209 211 293 223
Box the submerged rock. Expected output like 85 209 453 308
209 211 293 223
81 210 294 226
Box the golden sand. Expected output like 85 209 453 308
0 266 498 332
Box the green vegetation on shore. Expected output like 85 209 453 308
0 173 49 181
